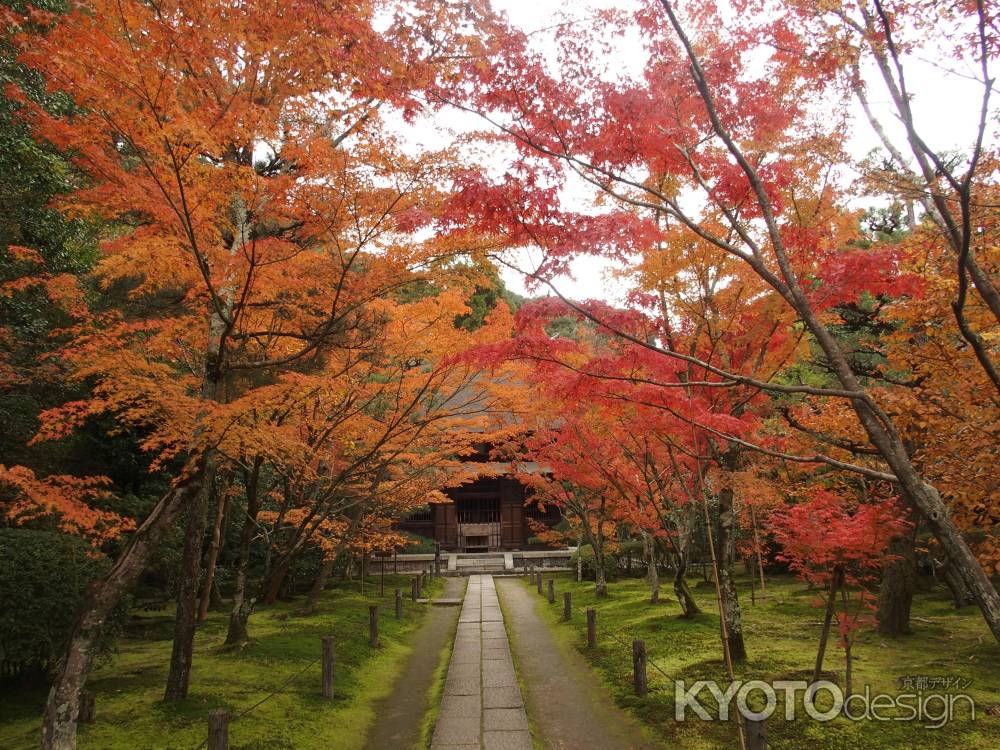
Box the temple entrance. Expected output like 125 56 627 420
457 495 501 552
397 474 559 551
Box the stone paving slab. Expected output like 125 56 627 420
484 708 529 731
431 574 531 750
483 730 533 750
483 686 524 709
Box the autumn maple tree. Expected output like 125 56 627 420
437 0 1000 646
5 0 497 746
771 489 910 694
1 1 998 747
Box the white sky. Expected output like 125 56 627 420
406 0 994 303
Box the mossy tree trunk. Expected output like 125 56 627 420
877 525 917 635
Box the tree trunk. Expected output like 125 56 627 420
594 553 608 597
303 557 336 614
813 567 843 684
164 464 216 701
716 481 747 663
643 532 660 603
938 557 973 609
225 460 262 646
42 478 201 750
165 205 245 691
262 559 290 605
673 561 701 617
198 478 229 623
844 635 853 697
877 526 916 635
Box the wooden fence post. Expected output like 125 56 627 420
547 579 555 604
536 572 543 594
746 717 767 750
77 690 95 724
321 636 335 699
563 592 572 621
395 588 402 619
411 577 418 602
632 639 647 696
586 608 597 648
207 709 229 750
369 604 379 648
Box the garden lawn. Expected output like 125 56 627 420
0 574 442 750
527 572 1000 750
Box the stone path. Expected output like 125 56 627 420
362 577 466 750
431 574 531 750
496 577 656 750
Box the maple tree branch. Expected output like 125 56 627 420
779 407 881 456
603 392 898 483
492 254 869 401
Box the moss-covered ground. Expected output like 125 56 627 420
0 574 442 750
527 572 1000 750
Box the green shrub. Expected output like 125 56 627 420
399 531 438 553
571 542 621 582
0 528 127 680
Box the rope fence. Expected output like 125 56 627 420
186 567 440 750
525 571 773 749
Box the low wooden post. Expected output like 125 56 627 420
416 573 423 599
411 577 418 602
77 690 95 724
321 636 335 699
395 588 403 619
746 717 767 750
632 639 647 696
563 591 572 621
207 709 229 750
586 608 597 648
369 604 379 648
547 579 555 604
536 572 543 594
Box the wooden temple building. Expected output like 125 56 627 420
397 457 560 553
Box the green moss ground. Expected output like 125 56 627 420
0 574 442 750
527 572 1000 750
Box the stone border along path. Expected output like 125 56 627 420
431 574 532 750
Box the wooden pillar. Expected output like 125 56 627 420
563 592 572 621
547 579 555 604
632 639 647 696
207 709 229 750
536 572 543 594
395 588 403 619
411 577 418 602
369 604 379 648
321 636 335 699
746 718 767 750
587 608 597 648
